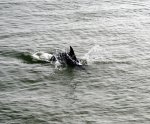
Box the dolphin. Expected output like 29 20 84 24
54 46 82 67
32 46 82 67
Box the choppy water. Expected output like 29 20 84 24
0 0 150 123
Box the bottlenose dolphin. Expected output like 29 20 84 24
32 46 82 67
53 46 82 67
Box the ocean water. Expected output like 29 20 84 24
0 0 150 123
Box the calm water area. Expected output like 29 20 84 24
0 0 150 123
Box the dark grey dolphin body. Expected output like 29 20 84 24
50 46 82 67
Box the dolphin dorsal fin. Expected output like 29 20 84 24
69 46 77 61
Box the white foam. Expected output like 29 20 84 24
32 52 53 62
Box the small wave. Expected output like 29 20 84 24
92 60 131 65
18 52 39 64
2 50 52 64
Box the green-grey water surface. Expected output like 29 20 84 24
0 0 150 123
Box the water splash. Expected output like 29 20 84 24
82 45 131 65
82 45 108 64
